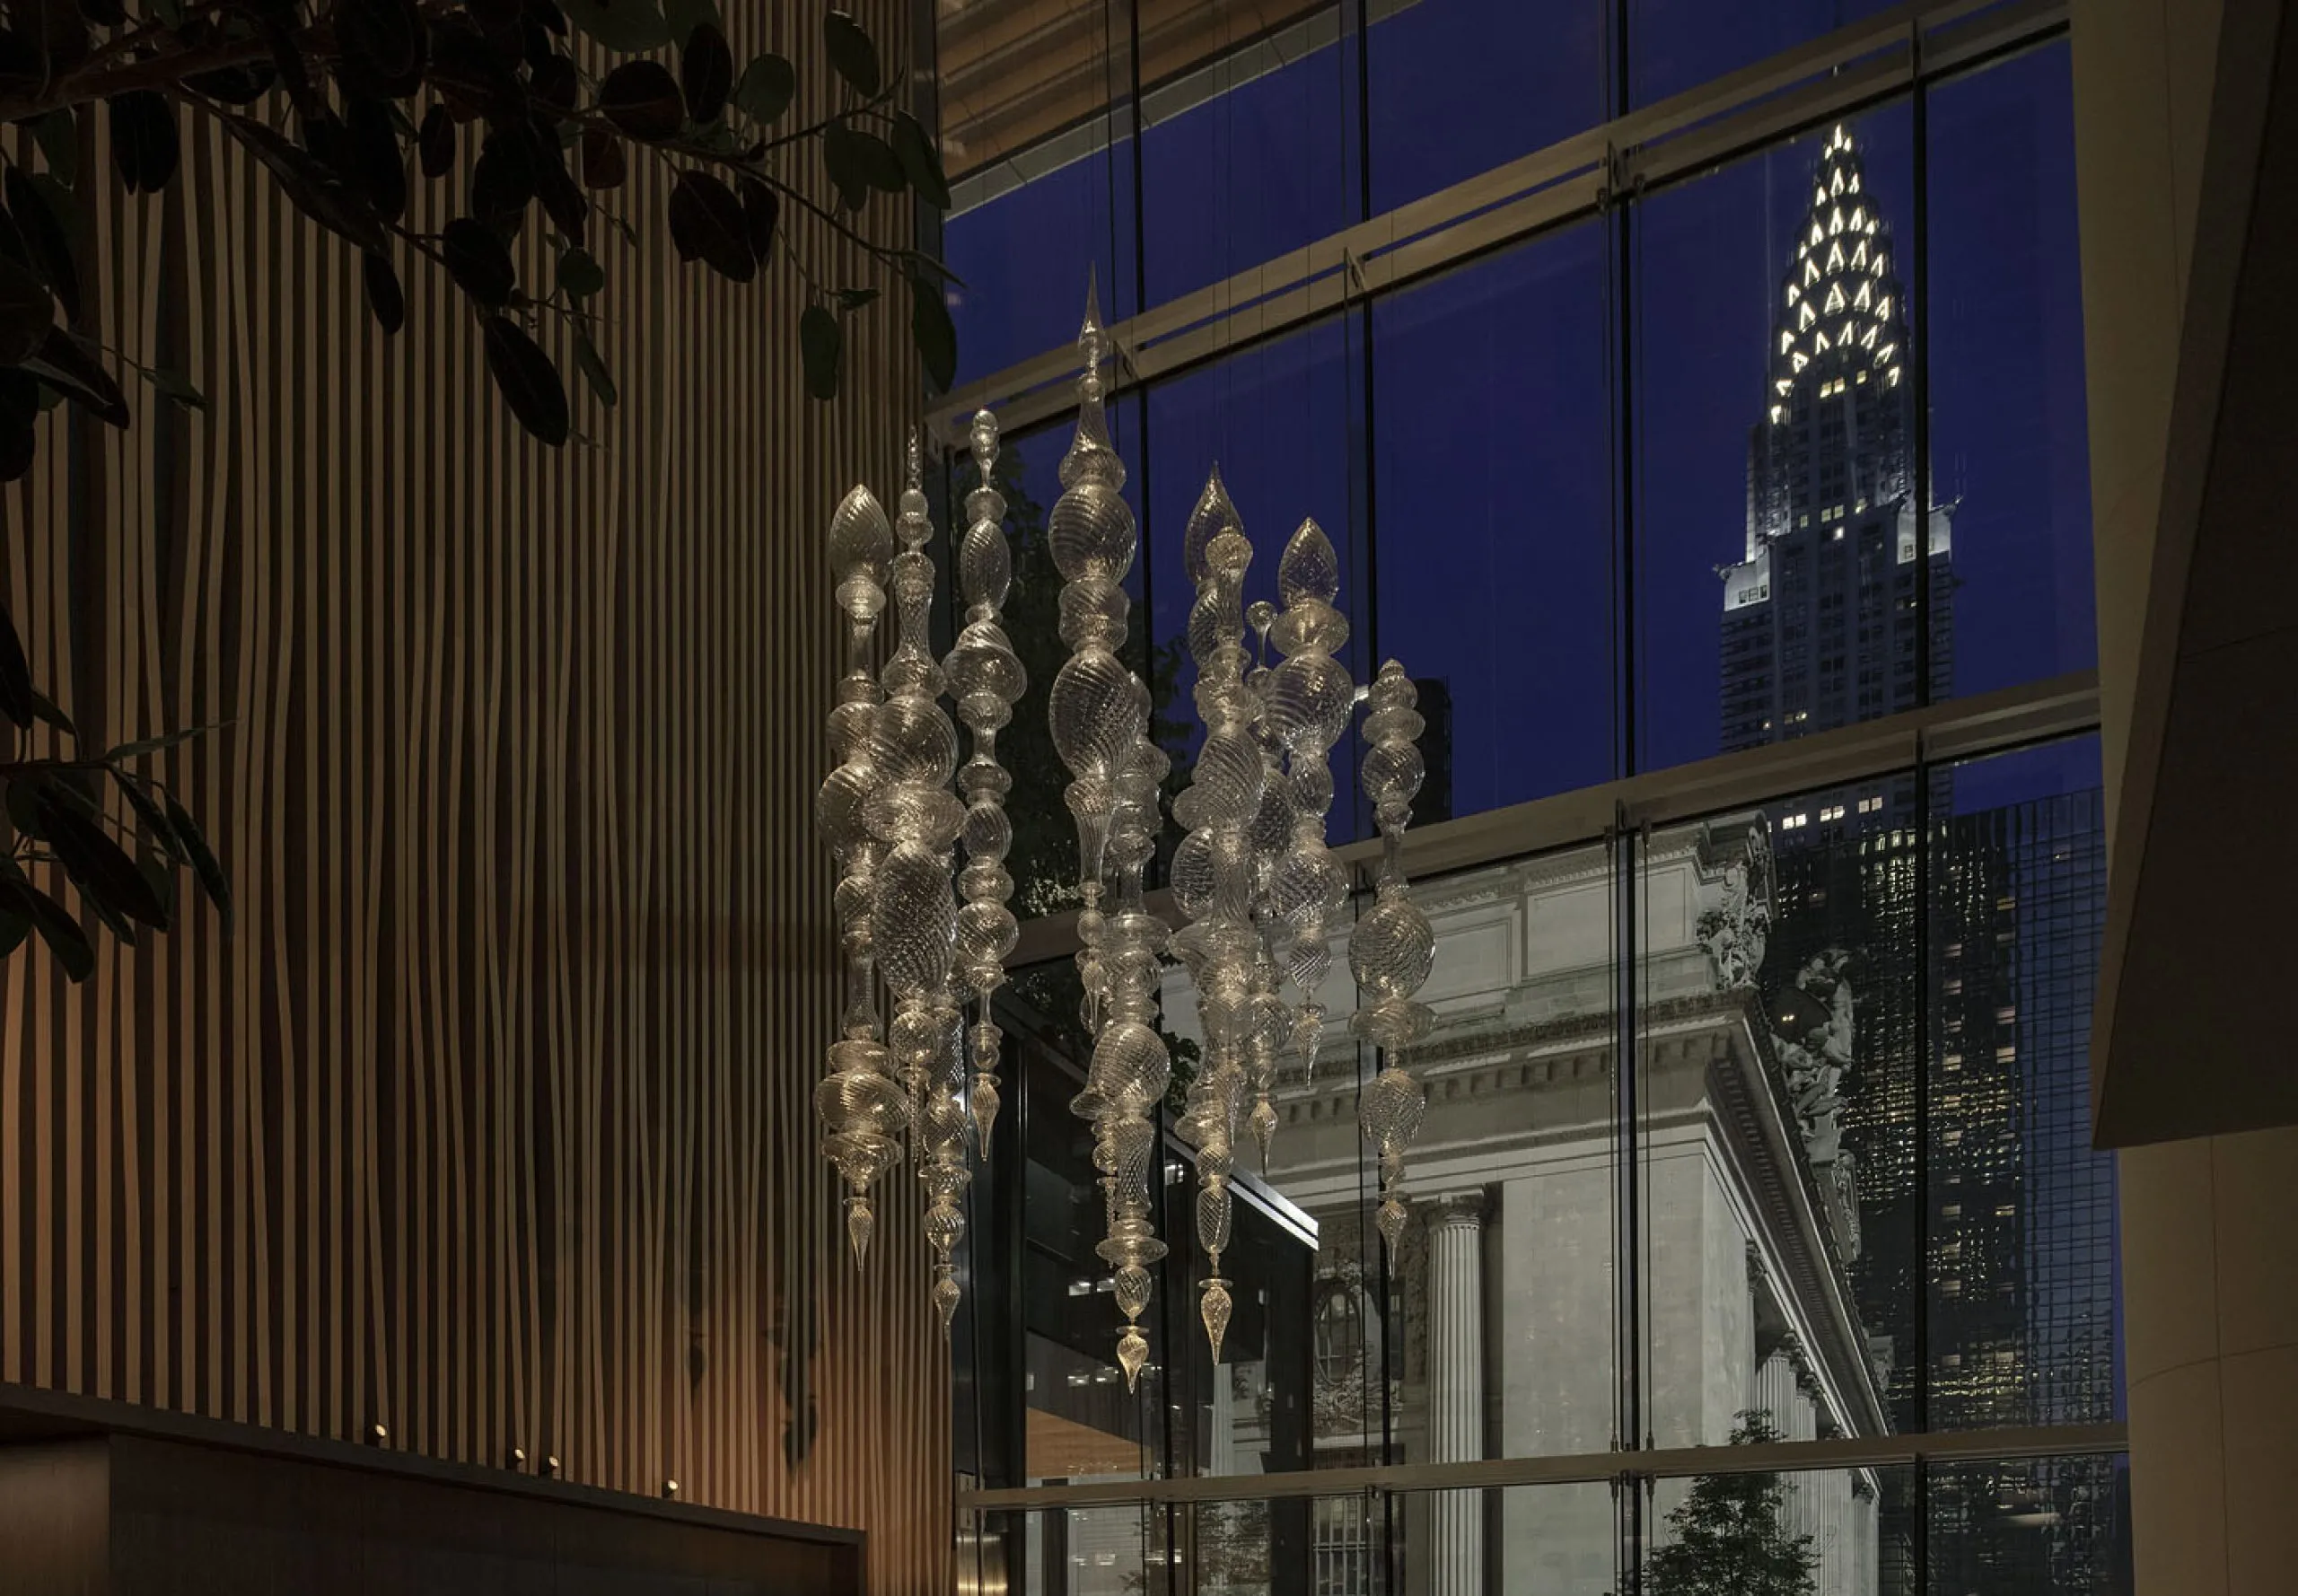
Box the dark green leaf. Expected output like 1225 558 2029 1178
834 285 877 312
417 104 456 178
821 9 880 97
23 328 129 426
573 329 618 408
31 110 76 188
531 53 580 114
45 794 169 929
556 245 604 298
820 120 870 211
104 719 230 759
481 314 570 446
737 174 777 262
1 877 94 979
891 110 951 209
732 53 794 124
344 97 407 223
227 116 389 254
529 124 588 241
680 21 732 123
800 303 840 400
334 0 427 99
850 127 905 194
138 364 205 410
108 92 178 195
442 217 516 307
0 601 33 729
662 0 716 45
579 125 626 189
597 59 684 142
4 774 45 838
558 0 669 53
470 126 537 223
0 254 54 366
0 412 30 482
163 795 230 926
362 249 405 334
28 689 72 736
910 275 956 393
6 169 79 323
0 905 30 960
111 771 182 863
666 171 752 282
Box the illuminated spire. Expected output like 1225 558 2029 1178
1763 124 1908 417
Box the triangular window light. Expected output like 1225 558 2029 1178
1824 283 1846 314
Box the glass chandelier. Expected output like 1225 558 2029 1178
814 276 1439 1384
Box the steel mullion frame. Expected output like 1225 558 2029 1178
929 0 2067 442
957 1421 2128 1511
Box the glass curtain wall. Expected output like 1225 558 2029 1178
934 4 2119 1595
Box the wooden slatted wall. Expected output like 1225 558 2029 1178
0 3 949 1589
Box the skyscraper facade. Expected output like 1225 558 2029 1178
1720 127 2118 1594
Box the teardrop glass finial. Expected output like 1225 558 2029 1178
1183 464 1242 587
1278 517 1341 607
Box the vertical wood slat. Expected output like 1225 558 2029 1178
0 1 947 1589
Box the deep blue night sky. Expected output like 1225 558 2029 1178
944 3 2096 828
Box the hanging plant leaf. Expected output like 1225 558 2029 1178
417 103 456 177
680 22 732 124
1 876 94 980
666 170 753 283
736 174 777 262
139 365 205 410
579 125 627 189
344 97 407 222
23 328 129 426
227 116 390 254
441 216 516 306
573 329 618 408
45 794 170 930
6 169 78 323
362 249 405 333
470 125 538 222
558 0 669 54
0 600 34 728
111 772 183 864
800 303 840 400
662 0 716 45
820 120 870 211
821 10 880 97
530 50 578 113
334 0 427 99
31 110 76 187
0 412 33 483
481 314 569 445
162 796 230 927
732 53 794 125
529 123 588 241
556 245 604 299
834 285 877 311
0 254 54 366
910 275 956 393
598 59 684 142
26 689 72 735
891 110 951 209
850 127 906 194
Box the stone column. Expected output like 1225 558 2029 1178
1426 1196 1487 1596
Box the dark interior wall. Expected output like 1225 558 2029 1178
0 3 948 1588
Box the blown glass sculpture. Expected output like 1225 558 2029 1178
1048 273 1172 1391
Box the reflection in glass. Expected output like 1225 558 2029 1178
1628 0 1899 109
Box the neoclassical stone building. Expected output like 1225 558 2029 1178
1167 814 1890 1595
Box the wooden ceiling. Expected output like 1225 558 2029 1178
936 0 1330 177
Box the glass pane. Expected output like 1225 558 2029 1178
1925 1453 2133 1595
940 3 1139 384
1928 736 2119 1433
1640 790 1916 1451
1167 839 1621 1474
974 1503 1168 1595
1366 0 1610 215
1633 104 1921 776
1926 40 2097 696
1627 0 1899 109
1144 315 1365 845
1372 217 1618 817
1140 4 1360 304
